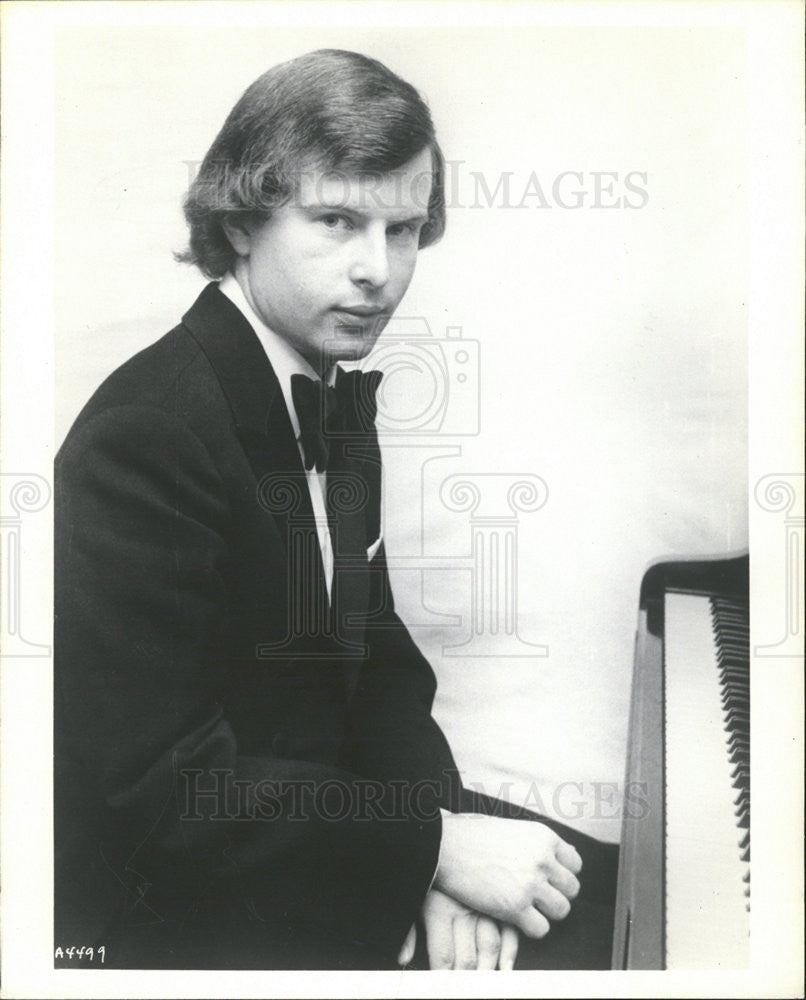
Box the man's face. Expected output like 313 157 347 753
228 147 434 373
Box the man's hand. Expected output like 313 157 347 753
397 889 519 970
434 813 582 939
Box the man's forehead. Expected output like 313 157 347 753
295 153 433 218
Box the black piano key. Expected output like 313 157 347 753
716 619 750 633
720 676 747 690
716 637 748 651
729 730 750 746
726 693 750 708
721 685 749 699
719 662 749 677
725 711 750 730
722 699 748 713
725 720 747 729
728 733 749 750
717 653 749 670
720 655 749 672
721 686 749 702
717 609 748 621
718 656 749 671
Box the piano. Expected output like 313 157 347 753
612 554 750 969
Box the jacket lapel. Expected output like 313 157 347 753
181 283 330 621
182 283 276 437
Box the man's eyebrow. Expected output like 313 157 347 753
297 201 429 225
383 212 430 227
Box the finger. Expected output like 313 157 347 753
556 840 583 875
475 916 501 970
533 879 572 921
453 912 479 970
517 906 550 939
498 924 519 970
425 912 455 970
397 923 416 966
547 863 580 901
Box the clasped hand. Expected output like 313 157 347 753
397 888 519 970
398 813 582 970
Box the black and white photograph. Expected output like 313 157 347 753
0 1 802 996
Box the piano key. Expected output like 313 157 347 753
663 591 750 969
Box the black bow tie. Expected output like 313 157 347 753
291 369 382 472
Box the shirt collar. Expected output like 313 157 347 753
218 272 337 442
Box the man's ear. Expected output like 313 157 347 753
221 214 255 257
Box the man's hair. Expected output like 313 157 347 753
178 49 446 279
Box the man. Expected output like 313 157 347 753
55 48 617 971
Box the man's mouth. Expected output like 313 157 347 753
334 305 387 318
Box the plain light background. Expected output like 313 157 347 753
2 2 803 998
53 24 748 841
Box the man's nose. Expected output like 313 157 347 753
349 228 389 289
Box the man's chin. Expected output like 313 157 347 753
326 328 384 363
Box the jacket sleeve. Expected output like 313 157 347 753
337 542 463 812
55 404 440 958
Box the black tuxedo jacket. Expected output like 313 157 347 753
54 284 461 968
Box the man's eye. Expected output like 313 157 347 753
321 214 349 230
387 222 415 239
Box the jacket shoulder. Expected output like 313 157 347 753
58 320 230 465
